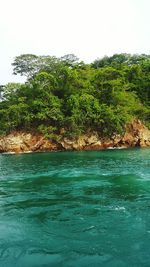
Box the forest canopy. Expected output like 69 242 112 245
0 53 150 138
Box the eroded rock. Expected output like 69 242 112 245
0 132 60 153
0 120 150 153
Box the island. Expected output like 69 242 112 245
0 53 150 153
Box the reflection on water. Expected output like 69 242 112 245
0 148 150 266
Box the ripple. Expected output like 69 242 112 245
0 149 150 266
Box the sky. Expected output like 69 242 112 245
0 0 150 84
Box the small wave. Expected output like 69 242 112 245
2 152 16 155
110 206 126 211
83 225 95 232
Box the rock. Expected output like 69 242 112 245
122 120 150 147
0 132 60 153
0 120 150 153
60 133 103 150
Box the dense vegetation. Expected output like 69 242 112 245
0 53 150 139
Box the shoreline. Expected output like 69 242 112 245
0 120 150 154
2 146 149 156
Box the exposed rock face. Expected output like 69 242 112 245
60 133 102 150
0 120 150 153
0 132 61 153
60 120 150 150
120 120 150 147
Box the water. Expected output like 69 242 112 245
0 148 150 267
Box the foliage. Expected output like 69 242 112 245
0 53 150 138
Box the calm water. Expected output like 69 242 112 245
0 149 150 267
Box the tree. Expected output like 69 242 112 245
0 52 149 137
12 54 39 78
60 54 79 66
12 54 61 79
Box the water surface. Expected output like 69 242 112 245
0 148 150 266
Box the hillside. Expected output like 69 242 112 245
0 53 150 152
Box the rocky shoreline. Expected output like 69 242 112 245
0 120 150 154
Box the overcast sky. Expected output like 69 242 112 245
0 0 150 84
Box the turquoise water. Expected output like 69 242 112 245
0 149 150 267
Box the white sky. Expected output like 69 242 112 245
0 0 150 84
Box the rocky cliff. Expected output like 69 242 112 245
0 120 150 153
